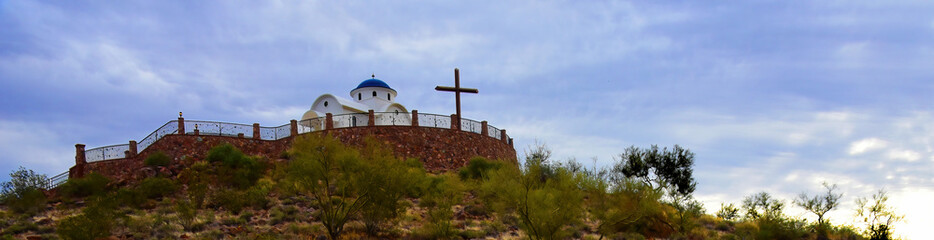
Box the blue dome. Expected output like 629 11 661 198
354 78 393 90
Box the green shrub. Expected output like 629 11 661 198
175 199 198 231
114 187 147 208
458 157 503 181
144 151 172 167
137 177 177 199
270 205 301 225
56 196 120 240
207 143 265 189
2 188 46 215
58 172 110 199
1 167 50 215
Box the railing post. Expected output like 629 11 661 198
128 140 138 158
178 114 185 135
509 138 514 147
411 110 419 127
253 123 260 139
450 114 459 130
290 119 298 136
238 133 245 138
368 110 375 126
500 130 507 144
72 144 86 178
480 121 489 137
325 113 334 130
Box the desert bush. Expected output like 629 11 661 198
270 205 301 225
359 139 427 235
58 172 110 199
458 156 503 181
175 199 198 231
480 145 586 240
281 134 424 240
114 187 147 208
56 196 121 240
137 177 177 199
144 151 172 167
207 143 265 189
0 167 49 215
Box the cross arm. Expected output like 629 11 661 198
434 86 479 93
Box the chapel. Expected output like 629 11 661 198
301 75 409 121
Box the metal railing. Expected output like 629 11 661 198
418 113 453 128
374 112 412 126
297 117 325 134
48 171 69 189
138 121 179 151
85 144 131 162
82 112 510 163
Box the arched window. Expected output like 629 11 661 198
387 93 391 101
372 91 377 97
324 101 328 107
358 93 361 100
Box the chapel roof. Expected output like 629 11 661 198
353 77 393 91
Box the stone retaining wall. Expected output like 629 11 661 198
77 126 517 183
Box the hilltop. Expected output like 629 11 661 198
2 134 893 239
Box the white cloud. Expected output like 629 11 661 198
848 138 888 155
887 149 921 162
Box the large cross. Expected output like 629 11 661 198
435 68 478 129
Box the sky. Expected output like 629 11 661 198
1 1 933 238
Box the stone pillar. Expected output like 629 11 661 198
481 121 488 136
290 120 298 136
500 130 508 144
411 110 419 127
509 138 514 147
450 114 459 130
253 123 260 140
72 144 86 178
325 113 334 130
368 110 375 126
178 115 185 135
128 140 138 158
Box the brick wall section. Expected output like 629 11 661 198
81 126 517 182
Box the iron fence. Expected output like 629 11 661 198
48 171 68 189
297 117 325 134
461 118 483 134
77 112 507 168
332 113 369 128
85 143 131 162
487 124 502 140
138 121 179 152
185 120 253 138
373 112 412 126
417 113 452 129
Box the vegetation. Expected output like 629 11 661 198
144 151 172 167
856 189 903 240
0 167 48 215
0 137 905 239
795 182 843 240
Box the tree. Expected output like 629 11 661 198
794 182 843 240
482 144 585 240
855 189 903 240
742 192 785 221
0 167 49 215
612 145 697 196
357 139 427 235
281 134 424 239
716 203 740 222
581 173 662 240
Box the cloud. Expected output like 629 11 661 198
887 149 921 162
848 138 888 155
